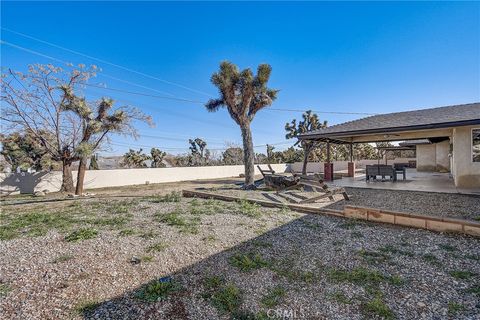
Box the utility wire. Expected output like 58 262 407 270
2 39 378 116
2 27 214 98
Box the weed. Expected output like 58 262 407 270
379 245 414 257
211 283 242 313
362 297 394 319
106 199 138 214
146 242 168 253
147 192 182 203
65 228 98 242
230 310 269 320
351 231 364 238
139 231 157 239
75 300 100 315
465 254 479 261
51 254 74 264
136 279 181 302
327 267 402 288
252 240 273 249
157 209 200 234
204 275 224 291
466 285 480 295
423 254 440 265
447 302 465 315
261 286 286 308
330 291 352 304
229 253 269 272
237 199 261 218
358 249 390 264
203 234 216 242
449 270 475 280
439 244 457 252
0 283 11 297
474 216 480 221
119 228 135 236
141 255 154 262
278 204 290 215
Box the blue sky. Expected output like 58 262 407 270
2 1 479 156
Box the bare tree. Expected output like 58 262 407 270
1 64 152 194
205 61 278 189
1 64 95 192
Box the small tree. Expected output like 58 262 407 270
89 154 99 170
121 149 150 168
188 138 210 166
0 130 58 171
1 64 151 194
285 110 327 175
1 64 95 192
222 147 244 165
205 61 278 189
150 148 166 168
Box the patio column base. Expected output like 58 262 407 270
348 162 355 177
324 162 334 181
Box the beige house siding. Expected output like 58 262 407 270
452 125 480 189
416 140 450 173
416 144 437 172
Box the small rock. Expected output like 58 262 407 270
417 302 426 308
67 194 79 198
34 191 46 197
239 173 245 178
130 256 141 265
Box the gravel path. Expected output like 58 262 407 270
1 188 479 319
325 187 480 220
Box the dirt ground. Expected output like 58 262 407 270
1 179 479 319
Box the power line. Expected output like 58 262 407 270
2 39 378 116
110 140 293 152
2 27 214 98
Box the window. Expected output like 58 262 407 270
473 129 480 162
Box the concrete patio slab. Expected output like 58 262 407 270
328 168 480 195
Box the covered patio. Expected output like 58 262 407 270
298 102 480 192
330 168 480 195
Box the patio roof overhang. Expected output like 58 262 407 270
298 119 480 144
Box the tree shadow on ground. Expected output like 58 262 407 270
81 214 335 319
78 208 480 320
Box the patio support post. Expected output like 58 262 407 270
348 143 355 177
324 140 334 181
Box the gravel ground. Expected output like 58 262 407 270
202 185 480 221
1 185 479 319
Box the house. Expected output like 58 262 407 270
298 102 480 189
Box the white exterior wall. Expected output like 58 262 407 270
452 126 480 189
435 140 451 172
0 164 289 194
416 144 437 172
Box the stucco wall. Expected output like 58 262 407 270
0 164 289 194
435 140 451 172
289 159 415 173
452 126 480 189
416 144 437 172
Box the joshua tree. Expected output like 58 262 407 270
188 138 210 166
60 89 152 195
150 148 166 168
285 110 327 174
89 154 99 170
205 61 278 189
121 149 150 168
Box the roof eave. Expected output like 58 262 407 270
298 119 480 141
